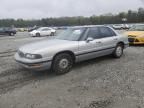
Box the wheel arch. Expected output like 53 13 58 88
36 32 40 34
117 41 124 48
35 32 41 36
52 50 76 62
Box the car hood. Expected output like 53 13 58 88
124 31 144 37
19 39 77 54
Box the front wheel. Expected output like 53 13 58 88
52 53 73 75
113 44 124 58
50 32 55 36
36 33 40 37
9 32 14 36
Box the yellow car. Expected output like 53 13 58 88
124 24 144 44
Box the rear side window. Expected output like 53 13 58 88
99 27 116 38
42 28 50 31
87 27 101 39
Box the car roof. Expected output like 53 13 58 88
68 25 110 29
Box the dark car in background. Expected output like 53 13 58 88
0 27 17 36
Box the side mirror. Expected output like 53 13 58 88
86 37 94 42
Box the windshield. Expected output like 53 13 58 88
55 28 85 41
37 27 48 31
129 25 144 31
36 27 43 31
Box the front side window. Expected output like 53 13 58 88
37 27 49 31
87 27 100 39
99 27 116 38
42 28 50 31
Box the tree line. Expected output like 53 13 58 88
0 8 144 27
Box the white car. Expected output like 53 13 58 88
113 24 130 30
30 27 56 37
112 24 124 30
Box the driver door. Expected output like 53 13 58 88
77 27 103 61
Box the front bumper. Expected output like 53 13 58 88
29 33 36 37
15 53 52 71
128 37 144 44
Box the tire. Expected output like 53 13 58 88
9 32 14 36
113 44 124 58
50 32 54 36
36 33 40 37
52 53 73 75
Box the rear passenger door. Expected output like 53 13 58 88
98 27 118 53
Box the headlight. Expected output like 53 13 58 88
25 53 42 59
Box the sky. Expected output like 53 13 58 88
0 0 144 19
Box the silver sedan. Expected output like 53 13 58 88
15 26 129 74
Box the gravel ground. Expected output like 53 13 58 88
0 32 144 108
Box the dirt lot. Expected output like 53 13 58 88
0 32 144 108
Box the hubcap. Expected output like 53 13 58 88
116 46 122 56
59 59 69 69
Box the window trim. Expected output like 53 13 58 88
99 27 117 38
79 26 118 41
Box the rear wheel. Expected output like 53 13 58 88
52 53 73 75
113 44 124 58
